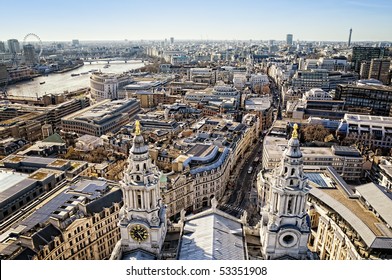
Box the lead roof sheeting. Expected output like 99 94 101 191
18 192 74 232
178 212 245 260
121 249 156 260
355 183 392 228
73 179 107 193
306 173 330 188
0 172 29 193
310 188 379 248
0 178 37 205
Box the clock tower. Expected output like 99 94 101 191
118 120 167 257
259 124 310 259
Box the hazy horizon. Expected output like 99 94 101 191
1 0 392 42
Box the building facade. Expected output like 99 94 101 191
335 83 392 116
90 73 132 101
262 136 364 182
337 113 392 150
352 46 385 72
369 59 391 85
61 99 140 136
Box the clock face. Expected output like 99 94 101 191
130 224 149 242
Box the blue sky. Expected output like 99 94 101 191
1 0 391 42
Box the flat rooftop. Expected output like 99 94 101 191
264 136 361 158
306 172 335 189
15 179 110 233
0 171 29 193
245 98 272 111
345 114 392 125
186 144 215 158
62 99 137 121
309 169 392 248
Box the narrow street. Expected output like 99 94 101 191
219 78 280 225
219 138 263 224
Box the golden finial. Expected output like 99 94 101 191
135 120 141 135
292 123 298 139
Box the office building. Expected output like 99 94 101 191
335 83 392 116
244 97 273 132
286 34 293 46
291 70 329 91
369 59 391 85
0 41 5 53
360 61 371 79
90 73 132 101
250 74 269 92
188 68 217 85
168 144 232 217
262 136 364 181
23 44 37 66
7 39 20 54
337 113 392 150
352 46 385 72
0 168 62 221
61 99 140 136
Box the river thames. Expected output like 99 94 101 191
7 60 145 98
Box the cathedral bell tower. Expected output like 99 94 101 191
259 124 310 259
118 120 167 257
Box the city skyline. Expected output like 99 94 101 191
1 0 392 42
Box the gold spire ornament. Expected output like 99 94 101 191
292 123 298 139
135 120 141 135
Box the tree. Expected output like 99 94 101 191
262 85 270 94
301 124 330 142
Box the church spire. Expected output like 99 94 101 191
259 123 310 260
115 122 167 258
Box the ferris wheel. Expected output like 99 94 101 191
22 33 43 60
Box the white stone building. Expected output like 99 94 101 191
259 125 311 259
90 72 132 101
111 121 167 259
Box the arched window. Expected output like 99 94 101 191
136 175 141 181
288 198 293 214
291 168 295 176
143 163 146 169
136 165 140 171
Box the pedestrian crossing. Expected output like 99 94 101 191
219 203 245 214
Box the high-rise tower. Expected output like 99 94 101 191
348 28 352 47
259 124 310 260
286 34 293 46
115 120 167 258
23 44 37 66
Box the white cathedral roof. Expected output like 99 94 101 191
178 209 246 260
